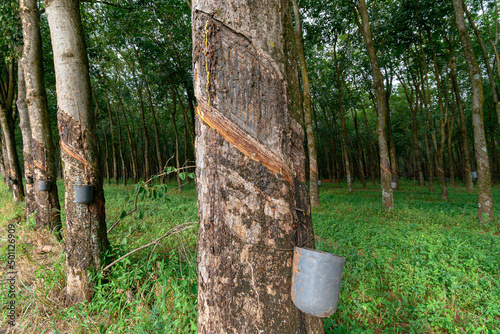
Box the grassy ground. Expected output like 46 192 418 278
315 181 500 333
0 178 499 333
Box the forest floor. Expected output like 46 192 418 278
0 179 499 333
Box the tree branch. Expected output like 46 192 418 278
101 222 197 274
81 0 135 10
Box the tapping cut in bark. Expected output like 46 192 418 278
193 2 324 332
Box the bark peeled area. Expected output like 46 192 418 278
45 0 109 303
193 1 323 332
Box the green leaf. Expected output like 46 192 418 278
120 210 127 219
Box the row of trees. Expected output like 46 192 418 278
301 0 498 220
3 0 498 219
0 0 498 331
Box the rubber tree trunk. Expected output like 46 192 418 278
0 134 5 181
104 94 118 184
353 108 366 188
333 37 352 193
20 0 62 232
17 62 36 217
171 87 182 192
137 55 163 178
193 0 324 332
464 3 500 135
384 72 398 180
447 99 456 187
452 0 495 222
44 0 109 303
355 0 394 211
0 61 24 202
427 35 448 200
112 101 127 185
136 80 150 180
292 0 320 205
450 57 474 192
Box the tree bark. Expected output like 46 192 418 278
292 0 319 205
333 37 352 192
354 0 393 210
193 0 324 332
103 93 118 183
44 0 109 303
450 57 474 192
21 0 62 232
0 134 5 182
17 62 36 216
170 87 182 192
136 52 163 178
384 70 398 181
452 0 495 222
464 3 500 135
0 60 24 202
425 34 448 200
353 108 366 188
447 97 456 187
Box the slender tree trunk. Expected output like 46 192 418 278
136 79 150 180
112 102 127 185
0 134 5 181
135 51 162 177
428 46 448 199
353 108 366 188
450 56 474 192
21 0 62 231
447 100 456 187
17 63 36 216
333 38 352 192
292 0 319 205
360 98 376 185
104 94 118 184
193 0 324 332
355 0 393 210
170 89 182 192
464 3 500 135
384 71 398 180
102 73 137 183
0 61 24 202
453 0 495 221
44 0 109 303
102 126 110 184
120 106 137 183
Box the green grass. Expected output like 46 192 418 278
1 178 499 333
315 181 500 333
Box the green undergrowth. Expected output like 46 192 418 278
1 178 499 333
315 181 500 333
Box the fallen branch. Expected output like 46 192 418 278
101 222 198 274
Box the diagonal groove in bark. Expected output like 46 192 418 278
196 101 292 184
